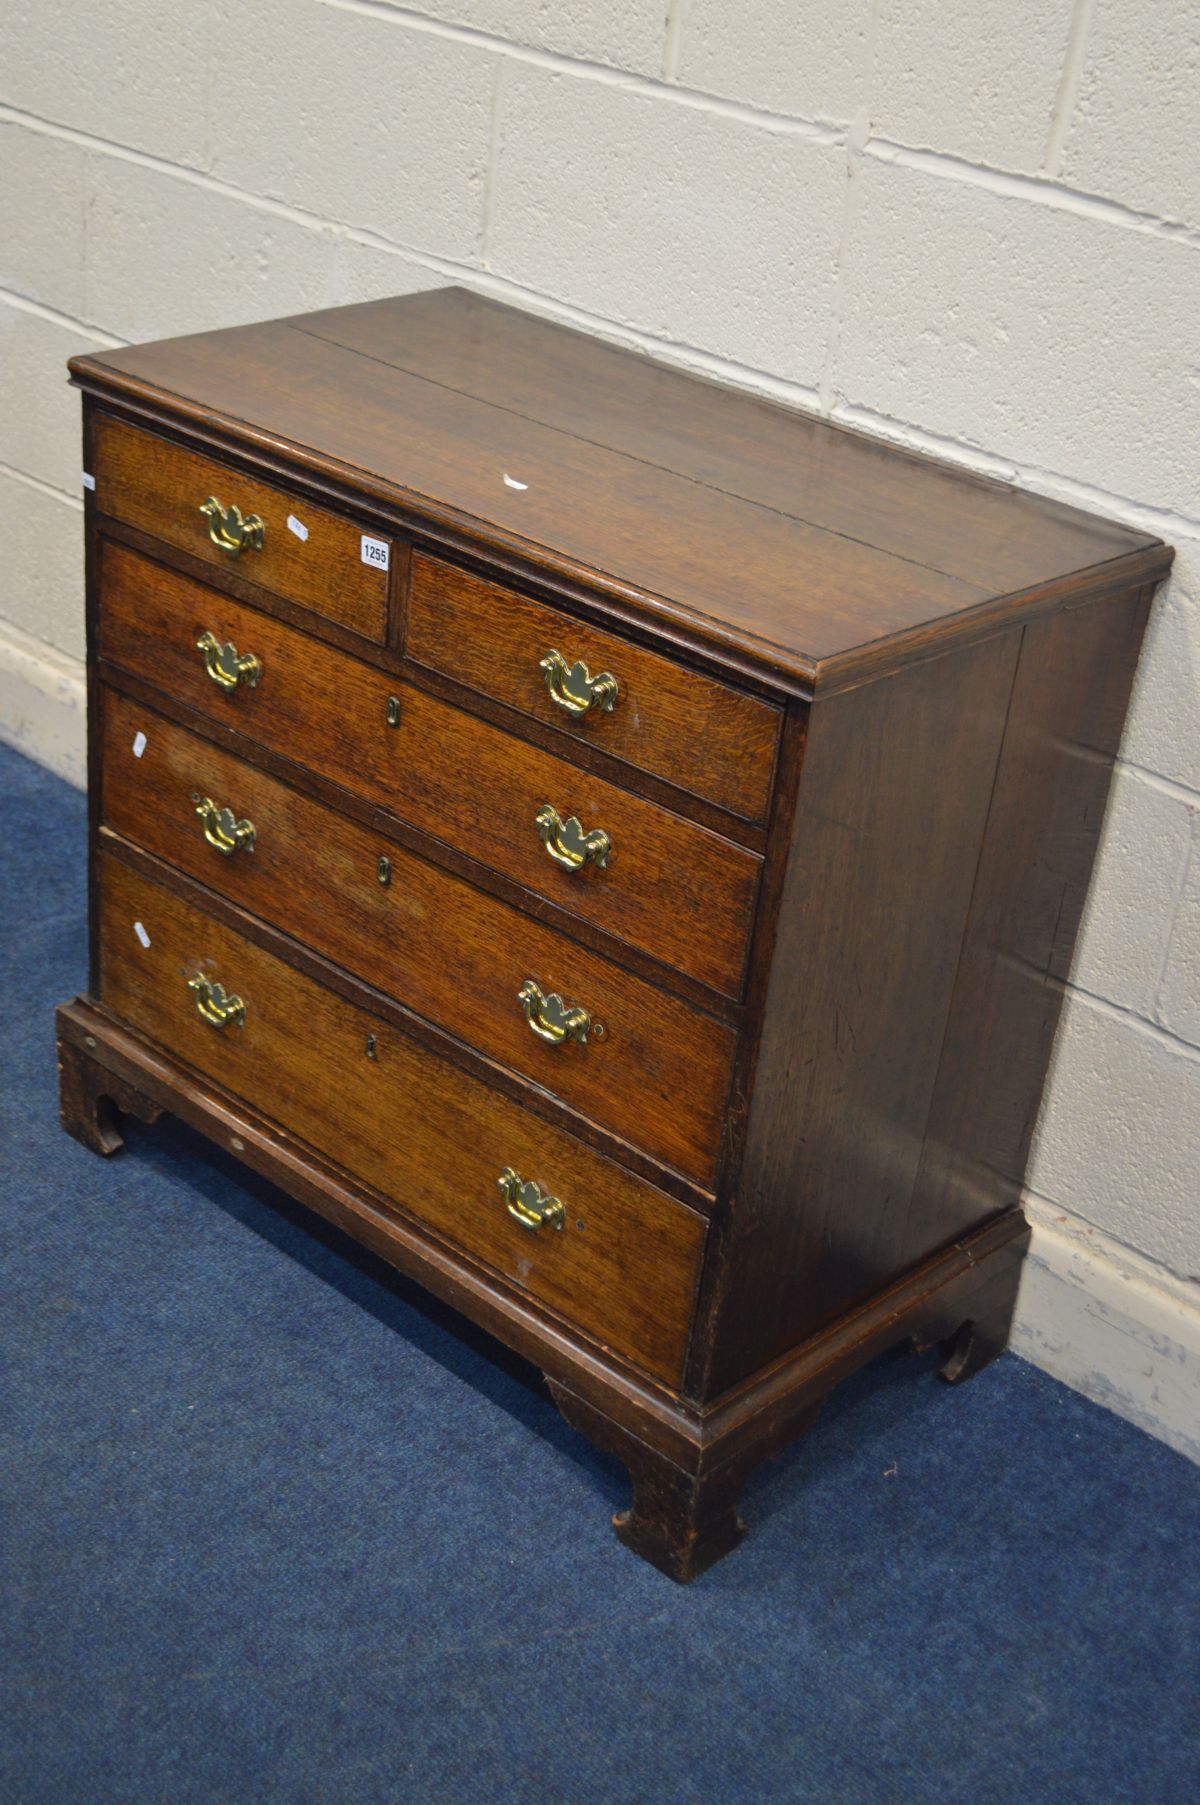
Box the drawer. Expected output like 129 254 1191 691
91 415 391 642
407 553 780 822
100 690 734 1186
98 540 760 998
97 854 707 1384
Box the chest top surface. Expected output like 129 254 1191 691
71 286 1168 691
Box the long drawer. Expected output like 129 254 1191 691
91 415 392 642
97 538 760 998
100 688 734 1187
97 854 707 1384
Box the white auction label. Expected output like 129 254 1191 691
132 731 147 758
133 920 151 948
287 514 309 541
361 535 390 571
81 472 95 492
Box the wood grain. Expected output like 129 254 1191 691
99 687 735 1187
909 584 1155 1249
407 551 779 822
97 853 707 1385
302 290 1156 598
70 290 1169 689
56 998 1028 1462
62 284 1172 1575
97 538 761 998
693 630 1022 1395
92 413 392 641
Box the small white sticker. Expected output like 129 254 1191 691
133 920 151 949
132 731 147 759
360 534 390 571
81 471 95 492
503 473 528 491
287 513 309 542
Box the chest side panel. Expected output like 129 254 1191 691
694 631 1022 1396
909 582 1155 1246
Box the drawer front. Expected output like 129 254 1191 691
98 541 760 998
92 415 391 642
100 690 734 1187
407 553 780 822
97 854 706 1384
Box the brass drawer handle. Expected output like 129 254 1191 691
498 1166 564 1233
535 804 611 873
517 978 604 1046
194 795 255 857
539 648 618 720
196 630 261 692
199 495 264 558
188 972 245 1030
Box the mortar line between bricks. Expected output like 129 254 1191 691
479 59 507 270
0 103 349 237
662 0 690 83
0 284 125 349
0 459 84 511
7 112 1200 550
1027 967 1200 1064
327 235 831 414
1044 0 1097 177
8 86 842 428
1110 758 1200 812
1150 814 1199 1023
864 135 1200 248
11 115 1199 556
819 0 882 412
832 400 1200 541
318 0 845 141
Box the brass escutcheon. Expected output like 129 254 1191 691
539 648 618 720
534 805 611 873
194 795 255 857
199 495 264 558
517 978 603 1047
188 972 245 1031
498 1166 565 1233
196 630 261 693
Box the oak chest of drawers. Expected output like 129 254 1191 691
57 288 1172 1580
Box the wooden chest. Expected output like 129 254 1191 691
57 289 1172 1579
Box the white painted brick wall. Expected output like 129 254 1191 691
871 0 1077 171
674 2 871 125
209 5 496 262
489 66 844 383
380 0 669 73
0 0 212 168
1030 996 1200 1277
1060 0 1200 222
1159 840 1200 1045
0 470 84 659
0 125 88 317
838 158 1200 515
85 157 338 343
0 305 111 495
2 0 1197 1448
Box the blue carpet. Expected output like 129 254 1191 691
1 739 1197 1805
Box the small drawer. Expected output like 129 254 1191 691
91 415 392 642
98 542 761 999
407 553 780 823
100 690 735 1187
97 854 707 1385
